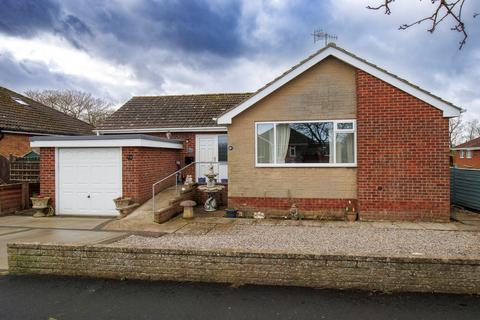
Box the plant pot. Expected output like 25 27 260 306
113 197 132 209
224 209 237 218
346 212 357 222
30 197 50 217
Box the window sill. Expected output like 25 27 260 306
255 163 357 168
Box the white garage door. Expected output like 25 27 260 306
58 148 122 216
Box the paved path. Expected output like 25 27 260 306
0 215 125 270
0 276 478 320
103 187 180 233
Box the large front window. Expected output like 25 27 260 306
255 120 356 167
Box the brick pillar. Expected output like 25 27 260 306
39 147 56 208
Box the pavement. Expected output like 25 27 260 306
0 215 125 270
0 275 479 320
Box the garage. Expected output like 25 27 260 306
30 134 183 217
58 148 121 216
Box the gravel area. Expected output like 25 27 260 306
111 224 480 259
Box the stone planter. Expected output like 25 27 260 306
346 211 357 222
30 197 50 217
113 197 132 209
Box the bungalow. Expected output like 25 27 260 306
30 44 462 222
452 137 480 169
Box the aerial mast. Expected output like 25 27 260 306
312 29 338 46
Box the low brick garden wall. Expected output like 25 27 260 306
7 243 480 294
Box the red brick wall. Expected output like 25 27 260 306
356 70 451 222
0 133 32 158
122 147 180 205
39 147 56 207
453 150 480 169
228 197 356 220
149 131 226 180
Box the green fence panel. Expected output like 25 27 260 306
451 168 480 211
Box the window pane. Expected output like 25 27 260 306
336 132 354 163
282 122 333 164
218 135 227 162
337 122 353 130
257 124 274 163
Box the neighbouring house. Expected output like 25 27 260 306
0 86 93 183
452 137 480 169
30 44 462 222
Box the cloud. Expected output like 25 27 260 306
0 0 477 121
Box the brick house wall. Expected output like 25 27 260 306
356 70 451 222
122 147 180 205
0 133 32 158
227 57 357 219
225 62 451 222
228 197 356 219
39 147 56 207
453 150 480 169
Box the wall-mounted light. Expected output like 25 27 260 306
127 154 134 161
228 145 234 151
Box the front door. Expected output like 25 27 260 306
195 134 228 182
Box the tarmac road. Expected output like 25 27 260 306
0 275 478 320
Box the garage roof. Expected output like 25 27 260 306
30 134 183 149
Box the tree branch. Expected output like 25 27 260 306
368 0 475 49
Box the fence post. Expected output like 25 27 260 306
21 182 29 209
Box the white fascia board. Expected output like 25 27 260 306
94 127 227 134
30 138 183 149
452 147 480 151
217 47 461 124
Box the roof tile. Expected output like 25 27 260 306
0 86 93 135
97 93 252 130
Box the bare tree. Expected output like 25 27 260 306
367 0 478 49
463 119 480 141
449 116 465 147
25 89 114 126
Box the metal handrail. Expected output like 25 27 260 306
152 161 226 213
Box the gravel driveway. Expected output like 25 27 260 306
112 223 480 259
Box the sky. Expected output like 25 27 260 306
0 0 479 120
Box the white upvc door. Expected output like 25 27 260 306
195 134 228 182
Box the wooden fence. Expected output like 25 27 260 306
0 183 29 216
451 168 480 211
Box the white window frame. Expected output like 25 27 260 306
254 119 357 168
289 145 296 157
466 150 472 159
460 150 465 158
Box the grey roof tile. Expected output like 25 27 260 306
97 93 252 130
0 86 93 135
